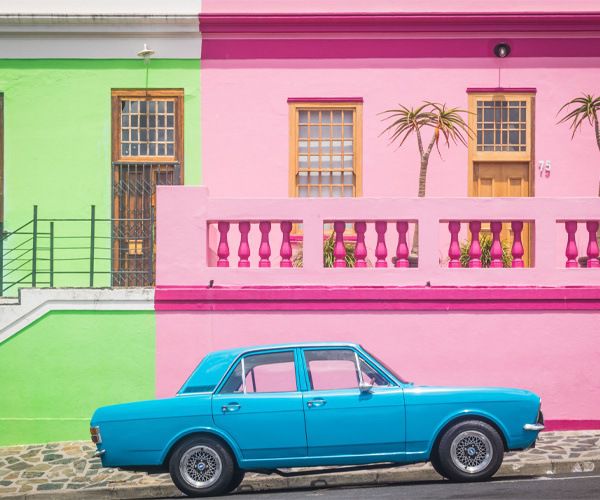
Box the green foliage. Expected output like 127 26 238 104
293 233 356 268
558 94 600 141
459 233 513 268
380 101 472 154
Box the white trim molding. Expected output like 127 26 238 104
0 12 201 58
0 288 154 345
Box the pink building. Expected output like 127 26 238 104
156 1 600 431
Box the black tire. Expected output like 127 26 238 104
169 435 235 497
429 448 447 478
227 468 246 493
435 420 504 482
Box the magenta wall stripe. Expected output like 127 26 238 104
199 12 600 34
155 286 600 311
201 37 600 60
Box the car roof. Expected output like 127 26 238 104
208 341 361 358
177 342 362 395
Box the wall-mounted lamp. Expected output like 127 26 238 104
137 43 155 64
494 43 511 58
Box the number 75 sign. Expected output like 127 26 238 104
538 160 551 177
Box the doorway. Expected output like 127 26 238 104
111 89 184 286
468 92 535 266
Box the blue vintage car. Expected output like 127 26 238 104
90 342 544 497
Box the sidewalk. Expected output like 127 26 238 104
1 431 599 499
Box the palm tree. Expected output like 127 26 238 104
381 101 471 258
558 94 600 196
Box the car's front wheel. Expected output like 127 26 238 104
435 420 504 482
169 435 235 497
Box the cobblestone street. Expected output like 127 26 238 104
1 431 599 497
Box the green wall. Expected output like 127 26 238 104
0 310 155 445
0 59 200 290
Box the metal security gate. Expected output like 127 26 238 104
112 162 180 286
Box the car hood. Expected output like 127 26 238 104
405 385 540 403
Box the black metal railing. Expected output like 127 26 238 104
1 205 155 296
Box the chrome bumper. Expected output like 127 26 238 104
523 423 545 431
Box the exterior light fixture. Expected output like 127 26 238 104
494 43 511 58
137 43 155 63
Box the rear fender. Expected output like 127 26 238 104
160 426 243 465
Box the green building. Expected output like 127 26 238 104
0 4 200 445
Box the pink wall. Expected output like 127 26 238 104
156 309 600 423
203 1 600 14
201 57 600 199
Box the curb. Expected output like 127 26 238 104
3 458 598 499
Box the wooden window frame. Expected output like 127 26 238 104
467 91 535 196
111 89 185 172
288 101 363 198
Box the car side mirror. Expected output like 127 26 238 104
359 381 373 394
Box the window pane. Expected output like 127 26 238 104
221 351 296 394
305 349 359 391
119 97 177 158
358 357 390 387
476 98 527 152
294 106 358 198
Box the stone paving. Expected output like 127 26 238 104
0 431 599 496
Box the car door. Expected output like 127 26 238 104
301 348 405 458
212 349 307 460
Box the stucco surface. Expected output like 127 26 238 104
156 310 600 422
0 310 155 446
0 59 200 288
201 58 600 200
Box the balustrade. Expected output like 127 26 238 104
160 187 600 287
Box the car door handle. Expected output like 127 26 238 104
307 398 326 408
221 403 241 413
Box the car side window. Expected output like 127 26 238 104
220 351 297 394
304 349 390 391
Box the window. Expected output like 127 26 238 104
468 92 534 161
289 102 362 198
220 351 297 394
476 99 527 152
304 349 390 391
112 89 183 162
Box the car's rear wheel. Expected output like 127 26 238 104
435 420 504 482
169 435 235 497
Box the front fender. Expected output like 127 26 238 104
427 409 511 457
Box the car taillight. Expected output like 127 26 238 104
90 426 102 444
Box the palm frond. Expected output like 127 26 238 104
558 94 600 138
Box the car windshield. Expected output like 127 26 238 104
361 346 409 384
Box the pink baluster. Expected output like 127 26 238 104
468 221 482 268
258 221 271 268
586 221 600 268
490 221 503 268
238 221 251 268
333 221 347 268
448 221 461 268
375 221 388 268
395 221 409 268
217 221 230 268
510 221 524 268
280 221 293 268
354 221 367 268
565 221 579 268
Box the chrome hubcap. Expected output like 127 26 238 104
450 430 493 474
180 445 222 489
